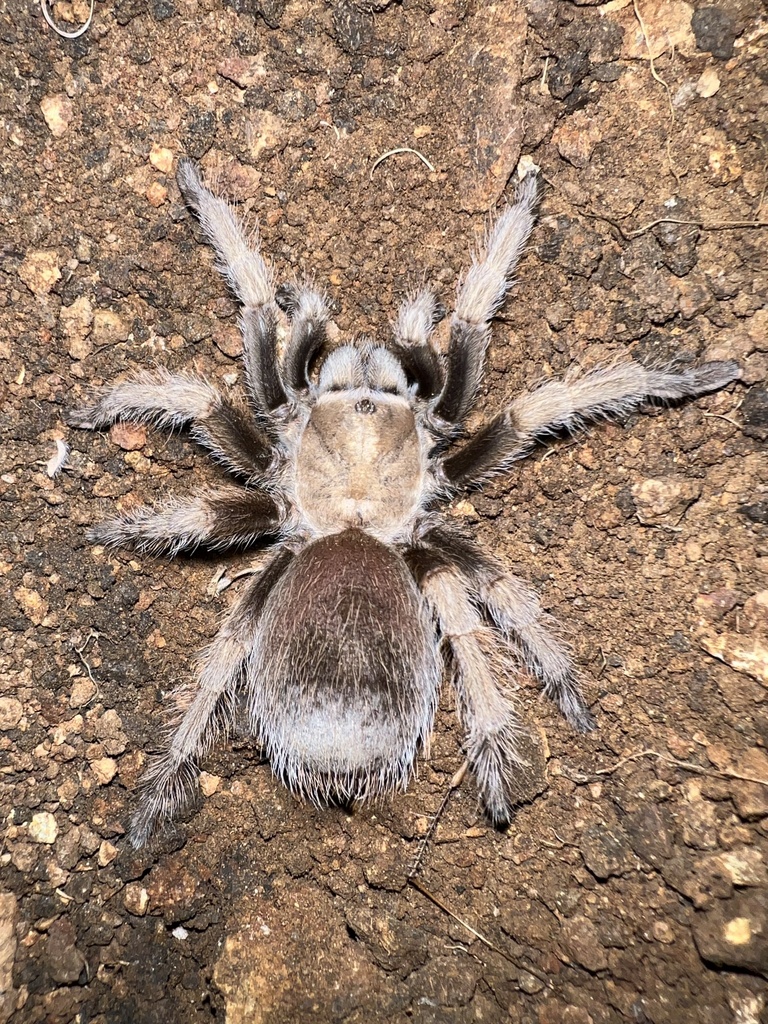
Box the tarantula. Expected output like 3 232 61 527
70 159 739 845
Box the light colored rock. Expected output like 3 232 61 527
69 678 97 709
696 68 721 97
109 422 147 451
0 698 23 731
694 589 740 622
149 144 174 174
246 110 285 163
91 757 117 785
217 54 267 89
67 334 93 360
693 892 768 974
95 709 127 756
92 310 129 347
652 921 675 944
632 476 701 524
97 841 118 867
620 0 697 60
60 296 94 342
199 772 220 797
215 927 289 1024
40 93 74 137
0 891 18 1024
29 812 58 844
744 591 768 636
146 182 168 207
53 715 83 745
730 749 768 821
699 630 768 686
18 250 61 296
214 886 382 1023
748 308 768 351
560 916 609 973
552 111 602 168
13 587 49 626
9 843 35 873
719 848 767 888
213 325 242 358
123 884 149 916
202 152 262 202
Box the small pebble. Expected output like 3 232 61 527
0 697 23 730
146 182 168 207
744 591 768 635
29 812 59 844
694 589 740 622
110 422 147 452
14 587 49 626
91 757 117 785
696 68 721 97
652 921 675 944
97 841 119 867
632 476 701 524
69 678 97 709
149 144 174 174
40 94 74 137
199 772 221 797
518 970 544 993
92 310 129 347
18 250 61 296
123 883 149 916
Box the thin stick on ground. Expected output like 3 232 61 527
588 748 768 787
73 630 101 693
408 877 553 989
579 209 768 241
626 216 768 238
407 761 468 880
632 0 681 184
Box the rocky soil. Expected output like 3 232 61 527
1 0 767 1021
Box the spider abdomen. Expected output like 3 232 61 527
294 392 425 539
246 529 440 804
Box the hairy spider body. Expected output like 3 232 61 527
70 160 740 845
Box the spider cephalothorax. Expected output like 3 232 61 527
70 160 740 845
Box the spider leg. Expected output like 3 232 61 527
275 281 331 394
404 546 525 825
413 526 594 732
482 573 594 733
130 551 293 846
177 157 273 310
177 158 289 417
68 368 276 480
443 358 742 489
90 486 285 556
433 174 539 424
391 288 446 401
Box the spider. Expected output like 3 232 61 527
70 159 740 845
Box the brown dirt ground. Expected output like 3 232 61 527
1 0 767 1021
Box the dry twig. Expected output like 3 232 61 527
580 209 768 241
587 748 768 787
631 0 681 184
408 878 553 989
407 761 467 880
